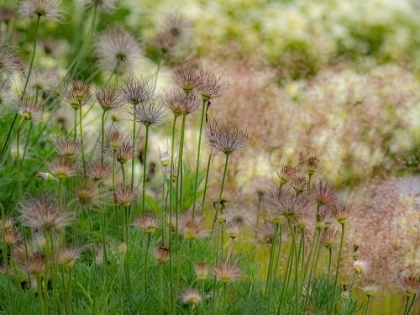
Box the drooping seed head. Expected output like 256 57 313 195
114 139 136 164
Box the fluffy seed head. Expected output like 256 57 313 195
279 165 297 185
307 157 320 176
353 259 370 275
131 101 167 127
19 195 73 233
135 213 160 234
66 80 92 109
95 86 124 112
165 88 200 116
178 213 206 241
114 139 136 164
105 127 125 152
19 0 62 21
76 180 101 206
120 75 154 106
58 246 81 268
180 288 201 306
157 145 170 168
320 227 340 249
204 119 248 155
255 221 275 245
114 185 137 207
83 0 117 13
86 160 112 181
154 244 170 264
331 201 352 225
23 252 46 278
313 180 338 207
196 70 227 100
56 136 82 158
18 96 42 121
172 63 201 94
0 218 21 246
361 279 379 297
399 275 420 297
225 220 241 239
0 45 20 74
213 263 241 283
195 262 209 280
162 12 192 45
95 26 142 75
48 156 77 180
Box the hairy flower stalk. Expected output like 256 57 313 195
266 222 280 313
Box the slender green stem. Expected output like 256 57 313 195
73 109 77 141
160 265 164 315
211 154 230 238
287 220 300 315
364 295 371 315
65 269 73 315
307 231 321 289
201 280 205 315
161 170 167 240
49 233 58 315
277 234 295 315
1 204 16 315
16 118 25 201
330 224 346 314
142 125 150 212
200 149 212 212
79 103 86 176
144 233 151 291
131 120 136 189
22 121 33 161
112 152 119 238
328 247 332 276
266 223 279 314
212 221 223 303
101 196 108 267
168 116 177 314
303 204 321 284
101 111 106 163
177 114 187 213
223 282 227 315
406 293 417 315
36 277 45 315
192 100 207 216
